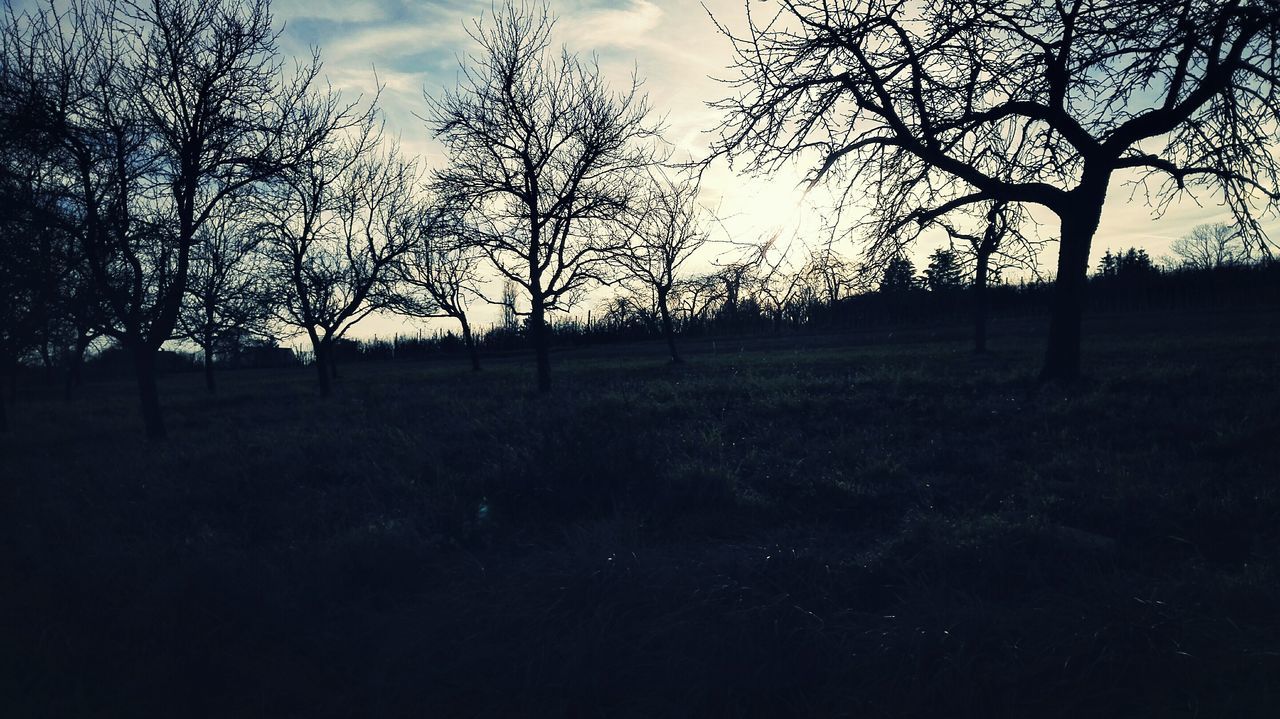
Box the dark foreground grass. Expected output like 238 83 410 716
2 310 1279 718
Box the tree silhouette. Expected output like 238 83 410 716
799 245 858 304
7 0 332 437
0 139 54 432
708 0 1280 381
923 249 964 293
390 203 487 371
1097 247 1159 281
752 234 808 332
0 33 72 422
500 279 521 333
261 116 418 396
177 203 272 393
936 201 1042 352
609 170 711 362
426 0 662 392
1170 223 1247 270
879 255 917 294
671 273 724 325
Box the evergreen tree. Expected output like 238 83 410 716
1097 250 1117 277
879 256 918 293
923 249 964 291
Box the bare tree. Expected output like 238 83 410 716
1 1 111 428
0 28 76 415
708 0 1280 381
177 203 271 392
753 234 806 331
500 278 521 332
608 170 710 363
390 203 487 371
671 272 723 325
705 250 763 326
9 0 332 437
799 244 858 305
1170 222 1247 270
426 0 662 391
0 229 30 430
262 121 419 395
595 293 654 334
0 139 50 431
931 201 1044 353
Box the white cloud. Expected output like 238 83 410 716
273 0 392 24
563 0 663 49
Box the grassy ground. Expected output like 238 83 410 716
2 309 1279 718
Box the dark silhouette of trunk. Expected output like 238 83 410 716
39 341 54 385
460 316 481 371
973 248 991 354
202 301 217 393
0 359 9 433
64 332 90 400
7 364 16 402
132 344 166 440
531 292 551 392
657 289 681 363
1040 184 1106 383
313 338 332 396
203 345 216 393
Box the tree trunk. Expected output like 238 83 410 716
460 316 481 371
531 294 551 392
973 249 991 354
132 344 166 440
1040 186 1106 383
203 345 216 394
39 341 54 385
64 331 90 399
203 303 216 393
658 290 681 363
313 339 332 397
0 358 9 433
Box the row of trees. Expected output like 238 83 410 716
2 0 337 436
0 0 720 436
593 220 1274 360
5 0 1280 438
336 237 1280 368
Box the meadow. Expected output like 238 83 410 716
2 309 1278 718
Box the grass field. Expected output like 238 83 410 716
3 309 1279 718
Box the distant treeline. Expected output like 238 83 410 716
13 251 1276 382
342 257 1280 363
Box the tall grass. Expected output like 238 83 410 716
2 309 1277 717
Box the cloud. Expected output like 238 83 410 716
323 24 461 66
273 0 394 24
564 0 663 49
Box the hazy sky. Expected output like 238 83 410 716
271 0 827 249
